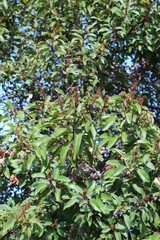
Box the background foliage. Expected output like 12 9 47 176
0 0 160 123
0 0 160 239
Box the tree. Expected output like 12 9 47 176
0 0 160 239
0 0 160 124
0 91 160 239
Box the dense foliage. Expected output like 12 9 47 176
0 0 160 239
0 0 160 123
0 91 160 239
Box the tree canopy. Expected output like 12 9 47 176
0 0 160 123
0 0 160 239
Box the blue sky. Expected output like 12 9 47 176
0 85 4 113
0 85 6 134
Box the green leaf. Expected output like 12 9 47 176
133 184 145 195
153 212 160 227
6 100 14 111
115 231 122 240
126 113 132 124
3 167 10 178
90 125 96 140
30 217 43 236
36 136 50 147
104 168 117 179
77 103 83 115
90 198 102 212
56 175 70 183
3 214 16 236
73 133 83 160
96 97 104 107
55 188 61 202
98 138 109 150
137 168 150 182
0 35 4 42
26 154 35 170
87 5 95 15
108 136 118 148
142 154 150 163
35 147 43 159
63 198 79 210
132 114 138 123
52 128 67 139
34 180 49 195
32 173 46 178
113 166 125 176
51 169 59 179
122 132 127 142
136 139 150 147
151 233 160 240
123 214 131 229
87 181 96 197
103 116 116 131
55 88 65 95
3 0 8 9
106 160 122 166
60 142 70 165
146 161 155 170
108 96 123 103
84 120 91 132
134 103 141 114
69 184 83 194
115 223 125 230
41 156 49 172
141 129 147 140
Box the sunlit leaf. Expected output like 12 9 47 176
52 128 67 139
60 142 70 165
126 113 132 124
63 198 79 210
137 168 150 182
103 116 116 131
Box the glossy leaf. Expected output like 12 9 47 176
73 133 83 160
